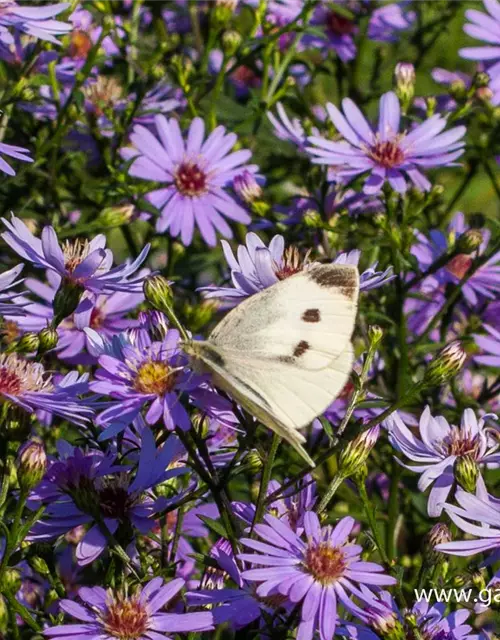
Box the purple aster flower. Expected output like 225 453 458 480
0 353 91 425
267 102 308 149
188 538 290 630
44 577 213 639
6 270 144 363
28 429 186 565
200 233 393 305
460 0 500 105
89 328 197 439
239 511 396 640
411 212 500 306
388 406 500 517
233 475 317 533
307 4 358 62
367 4 415 42
435 487 500 557
0 263 25 315
474 324 500 368
1 214 150 296
122 116 257 246
306 91 466 194
0 140 32 175
0 2 71 47
356 589 480 639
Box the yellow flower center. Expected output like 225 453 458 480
304 542 347 585
102 594 148 639
134 361 176 396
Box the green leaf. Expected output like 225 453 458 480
197 515 228 539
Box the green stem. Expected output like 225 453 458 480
169 505 186 564
386 462 402 561
315 474 344 514
357 477 389 564
209 54 228 130
127 0 143 85
251 433 280 533
0 489 27 583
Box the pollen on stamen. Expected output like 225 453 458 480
133 360 178 396
101 592 149 640
274 246 311 280
62 238 92 273
175 161 208 197
0 353 53 397
304 542 347 585
368 139 405 169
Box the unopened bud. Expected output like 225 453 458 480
455 455 479 493
99 204 134 227
303 209 323 228
424 340 467 387
476 86 493 103
222 30 242 56
233 171 262 204
368 325 383 346
395 62 415 109
214 0 238 25
192 412 210 439
143 275 174 314
472 570 486 592
423 523 452 562
338 425 380 478
15 332 39 354
38 326 58 354
242 450 263 472
474 71 491 89
370 608 403 637
1 568 21 593
17 440 47 492
53 277 84 326
456 229 483 254
426 96 437 117
28 556 50 577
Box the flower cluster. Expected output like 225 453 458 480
0 2 499 640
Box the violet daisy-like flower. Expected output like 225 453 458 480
1 215 149 296
0 140 32 175
0 2 71 47
239 512 396 640
306 91 466 194
388 406 500 517
435 487 500 558
200 233 394 305
28 429 186 565
89 328 197 439
6 270 144 363
267 102 308 149
122 116 257 246
411 212 500 306
307 4 358 62
44 577 213 639
460 0 500 105
0 263 25 316
0 353 91 425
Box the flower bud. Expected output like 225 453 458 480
338 425 380 478
474 71 491 88
455 229 483 254
370 608 404 638
1 568 21 593
426 96 437 117
214 0 238 25
143 275 174 314
455 455 479 493
15 332 39 354
423 340 466 387
53 278 84 326
423 523 452 563
242 450 263 472
233 171 262 204
472 570 486 592
99 204 134 228
28 556 50 578
192 412 210 439
394 62 415 110
222 30 242 56
38 326 58 354
17 440 47 492
303 209 323 228
368 325 383 347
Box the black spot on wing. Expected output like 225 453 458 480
293 340 309 357
308 264 358 299
302 308 320 323
204 346 225 367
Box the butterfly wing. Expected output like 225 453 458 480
208 263 358 370
188 264 359 466
191 341 354 467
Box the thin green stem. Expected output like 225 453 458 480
315 474 344 514
251 433 281 533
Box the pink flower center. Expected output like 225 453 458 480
274 246 308 280
327 12 355 35
446 254 472 280
443 427 480 458
90 306 104 329
369 140 405 169
0 354 52 397
175 162 207 197
304 542 347 585
103 594 149 639
0 365 22 395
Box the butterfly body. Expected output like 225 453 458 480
184 263 359 467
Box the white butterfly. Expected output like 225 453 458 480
184 263 359 467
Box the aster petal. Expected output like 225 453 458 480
378 92 400 141
59 601 96 622
301 581 322 621
326 102 362 146
319 586 337 640
147 579 184 613
186 117 205 155
41 226 65 272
